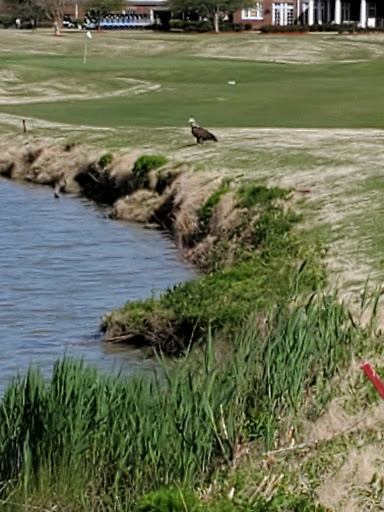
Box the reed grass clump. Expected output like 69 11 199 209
0 293 362 510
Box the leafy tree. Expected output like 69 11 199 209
35 0 69 33
82 0 125 28
0 0 44 26
168 0 253 32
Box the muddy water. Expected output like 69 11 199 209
0 177 196 395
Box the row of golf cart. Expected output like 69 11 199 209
63 13 152 30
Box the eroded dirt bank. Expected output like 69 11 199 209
0 136 254 347
1 135 318 354
0 135 231 263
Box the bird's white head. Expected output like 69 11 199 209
189 117 196 124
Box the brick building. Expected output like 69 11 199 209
233 0 384 28
63 0 384 30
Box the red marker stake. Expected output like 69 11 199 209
360 361 384 400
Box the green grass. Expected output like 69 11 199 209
102 182 326 352
3 59 384 128
133 154 168 176
198 184 230 228
236 184 288 208
2 34 384 129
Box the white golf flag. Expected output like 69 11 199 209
86 31 92 39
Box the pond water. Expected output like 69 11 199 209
0 177 196 395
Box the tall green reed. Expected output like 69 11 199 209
0 293 362 510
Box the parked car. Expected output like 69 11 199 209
63 15 77 28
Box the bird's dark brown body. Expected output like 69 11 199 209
189 118 217 144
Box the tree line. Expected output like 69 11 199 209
0 0 253 32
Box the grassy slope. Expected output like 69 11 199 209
1 30 384 287
1 29 384 510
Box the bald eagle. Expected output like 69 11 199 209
189 118 218 144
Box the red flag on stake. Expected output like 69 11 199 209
360 361 384 400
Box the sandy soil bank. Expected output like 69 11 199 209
0 134 238 270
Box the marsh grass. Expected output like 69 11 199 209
0 291 361 511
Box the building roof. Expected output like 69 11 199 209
129 0 167 5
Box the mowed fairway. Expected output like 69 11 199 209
2 29 384 300
1 30 384 129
